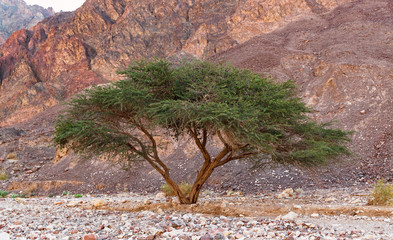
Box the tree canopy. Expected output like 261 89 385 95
54 59 351 204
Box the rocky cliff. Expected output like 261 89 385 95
1 0 392 194
0 0 353 126
0 0 54 45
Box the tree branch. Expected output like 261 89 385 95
125 142 146 159
215 151 260 167
202 128 207 148
217 130 230 148
136 121 170 175
125 142 168 176
188 126 211 163
135 123 159 159
115 129 149 156
212 146 231 165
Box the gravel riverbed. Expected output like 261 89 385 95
0 191 392 239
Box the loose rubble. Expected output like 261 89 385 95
0 189 392 239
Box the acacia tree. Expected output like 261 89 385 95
54 59 351 204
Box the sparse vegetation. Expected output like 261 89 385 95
62 191 71 196
0 190 9 197
10 193 19 198
226 190 235 196
6 152 18 160
55 59 351 204
295 188 303 195
161 182 193 197
0 171 9 180
22 184 38 196
368 179 393 206
74 194 83 198
203 190 210 195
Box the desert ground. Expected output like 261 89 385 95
1 187 392 239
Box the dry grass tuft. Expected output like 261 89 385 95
161 182 193 197
368 179 393 206
6 152 18 160
0 172 9 181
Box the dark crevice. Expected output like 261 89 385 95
83 43 97 70
31 65 42 83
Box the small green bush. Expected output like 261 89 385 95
0 190 9 197
10 194 19 199
160 183 173 196
0 172 8 181
368 179 393 206
62 191 71 196
74 194 83 198
161 182 193 197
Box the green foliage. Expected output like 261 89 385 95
74 194 83 198
0 172 8 181
161 182 193 196
62 191 71 196
0 190 9 197
54 59 351 167
10 193 19 198
160 183 173 196
368 179 393 206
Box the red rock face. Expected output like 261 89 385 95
0 0 353 126
0 16 104 125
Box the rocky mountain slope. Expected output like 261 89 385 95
0 0 54 45
0 0 352 126
215 0 393 179
1 0 392 194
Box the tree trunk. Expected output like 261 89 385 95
187 163 216 204
163 175 190 204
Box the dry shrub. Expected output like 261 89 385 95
22 183 38 196
6 152 18 160
0 171 8 181
368 179 393 206
161 182 193 197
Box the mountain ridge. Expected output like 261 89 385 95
0 0 54 45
